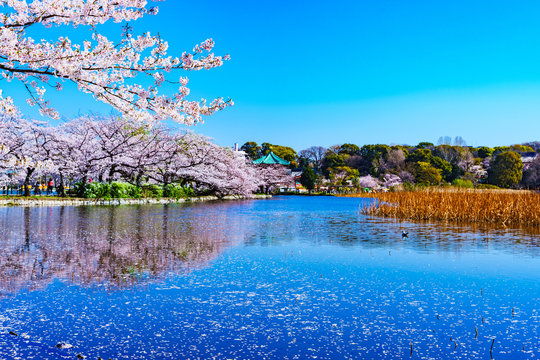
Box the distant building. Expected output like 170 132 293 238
252 151 290 166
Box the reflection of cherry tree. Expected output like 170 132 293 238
0 205 249 297
0 1 231 124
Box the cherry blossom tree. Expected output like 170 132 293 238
0 116 23 187
157 133 260 197
1 113 265 197
254 164 294 194
358 175 381 189
382 173 402 188
0 117 58 194
0 0 231 124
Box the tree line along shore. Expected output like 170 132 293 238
0 116 293 199
240 139 540 192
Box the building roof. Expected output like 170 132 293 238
253 151 290 165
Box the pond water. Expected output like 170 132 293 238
0 196 538 359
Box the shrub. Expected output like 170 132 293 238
110 182 142 198
452 179 474 188
74 181 143 199
93 183 112 199
141 184 163 198
402 181 415 191
476 184 500 190
163 184 194 198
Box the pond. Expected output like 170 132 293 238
0 196 538 359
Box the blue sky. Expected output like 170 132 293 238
8 0 540 150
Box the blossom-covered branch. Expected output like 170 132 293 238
0 0 232 124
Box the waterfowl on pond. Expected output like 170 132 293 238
402 231 409 238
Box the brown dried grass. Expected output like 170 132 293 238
342 188 540 227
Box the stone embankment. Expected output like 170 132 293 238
0 195 271 207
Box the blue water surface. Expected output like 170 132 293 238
0 196 538 359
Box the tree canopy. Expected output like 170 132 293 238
300 166 317 193
488 151 523 188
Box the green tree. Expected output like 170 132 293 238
476 146 494 159
492 146 510 157
417 142 434 149
407 149 432 163
300 166 317 193
488 151 523 188
414 162 442 186
240 141 261 160
509 144 535 153
261 143 298 166
338 143 360 156
322 152 346 176
430 156 452 181
359 144 390 175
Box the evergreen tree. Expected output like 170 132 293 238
488 151 523 188
300 166 317 193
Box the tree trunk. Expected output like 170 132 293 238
107 165 117 183
136 172 143 187
78 175 88 197
162 177 169 197
23 167 35 197
58 172 66 197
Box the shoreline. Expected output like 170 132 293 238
0 194 272 207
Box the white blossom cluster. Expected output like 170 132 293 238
0 116 293 197
0 0 231 124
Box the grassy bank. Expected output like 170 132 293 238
342 188 540 227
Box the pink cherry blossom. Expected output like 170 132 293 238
0 1 231 124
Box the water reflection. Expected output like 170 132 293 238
0 197 539 298
0 204 246 297
0 197 538 360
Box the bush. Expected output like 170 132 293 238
91 183 112 199
111 182 142 198
452 179 474 188
73 181 193 199
72 182 111 199
141 184 163 198
402 181 415 191
74 181 143 199
163 184 194 198
476 184 500 190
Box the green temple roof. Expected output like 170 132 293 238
253 151 290 165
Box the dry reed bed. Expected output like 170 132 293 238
343 189 540 227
